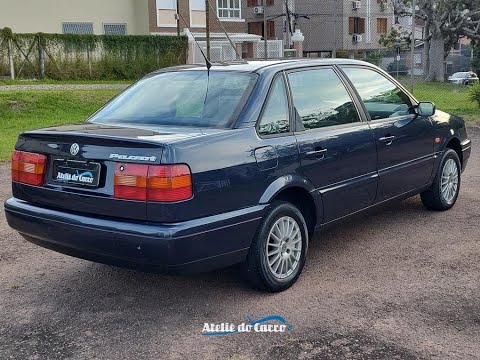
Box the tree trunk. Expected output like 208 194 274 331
8 38 15 80
426 33 445 81
423 22 430 77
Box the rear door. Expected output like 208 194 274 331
287 67 378 223
340 66 435 202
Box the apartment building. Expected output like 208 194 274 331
0 0 150 35
150 0 247 35
244 0 395 57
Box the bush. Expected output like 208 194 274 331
468 83 480 108
335 50 350 59
365 51 383 66
0 29 188 80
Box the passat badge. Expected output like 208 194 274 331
70 143 80 156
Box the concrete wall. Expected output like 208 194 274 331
0 0 150 35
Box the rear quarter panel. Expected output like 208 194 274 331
149 127 301 222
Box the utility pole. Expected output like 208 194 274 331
263 0 268 59
176 0 180 36
332 0 337 58
205 0 211 60
410 0 416 93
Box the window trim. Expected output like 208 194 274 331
217 0 242 20
103 23 128 36
284 65 367 134
62 22 94 35
255 72 294 139
156 0 177 28
338 65 419 123
189 0 206 28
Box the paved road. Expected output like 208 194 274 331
1 127 479 360
0 84 128 92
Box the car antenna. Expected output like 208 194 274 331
176 12 212 71
205 0 247 64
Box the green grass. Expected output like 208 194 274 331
0 89 121 160
0 79 133 86
0 81 478 161
406 81 480 122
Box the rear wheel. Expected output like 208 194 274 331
245 201 308 292
421 149 461 211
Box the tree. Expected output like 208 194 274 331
379 27 411 52
394 0 480 81
472 43 480 73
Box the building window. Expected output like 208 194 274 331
156 0 177 27
248 21 275 38
104 23 127 35
217 0 241 19
190 0 206 27
349 17 365 34
62 22 94 35
377 18 387 34
247 0 274 6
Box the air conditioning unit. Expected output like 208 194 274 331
352 1 361 10
353 34 363 43
254 6 265 15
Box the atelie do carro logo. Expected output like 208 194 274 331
201 315 294 337
70 143 80 156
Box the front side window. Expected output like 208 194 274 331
342 67 414 120
258 76 289 136
89 71 256 128
287 68 361 130
217 0 241 19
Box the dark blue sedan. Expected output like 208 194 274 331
4 59 472 292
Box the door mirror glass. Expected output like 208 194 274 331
417 102 436 117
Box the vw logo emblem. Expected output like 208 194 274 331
70 143 80 156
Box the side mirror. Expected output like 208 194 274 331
417 102 436 117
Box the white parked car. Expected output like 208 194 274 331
448 72 479 85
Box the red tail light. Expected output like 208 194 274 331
114 164 193 202
11 151 47 186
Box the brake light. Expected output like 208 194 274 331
11 151 47 186
114 164 193 202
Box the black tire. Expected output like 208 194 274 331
421 149 461 211
244 201 308 292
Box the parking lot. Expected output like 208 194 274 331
0 126 479 360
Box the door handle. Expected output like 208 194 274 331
305 148 328 159
378 135 395 145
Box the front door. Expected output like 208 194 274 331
287 67 378 223
341 66 435 202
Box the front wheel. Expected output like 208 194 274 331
244 201 308 292
421 149 461 211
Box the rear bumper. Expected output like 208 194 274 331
4 198 266 274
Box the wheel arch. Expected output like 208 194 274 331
259 175 322 235
445 137 463 167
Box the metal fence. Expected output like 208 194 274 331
191 0 477 120
1 0 478 119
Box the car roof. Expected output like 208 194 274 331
149 59 376 76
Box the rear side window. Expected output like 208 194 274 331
258 76 290 136
89 71 257 128
342 67 414 120
287 68 361 130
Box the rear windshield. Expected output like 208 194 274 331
89 71 257 128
